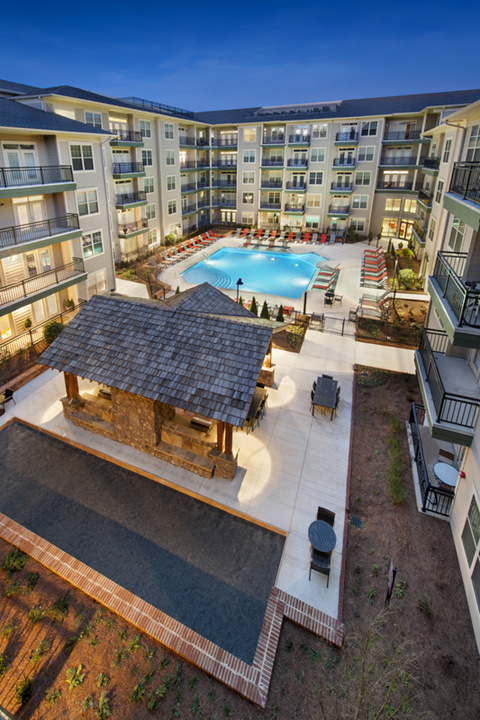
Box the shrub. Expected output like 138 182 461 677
43 320 65 345
175 286 180 294
66 663 85 690
2 547 29 575
260 301 270 319
398 268 417 290
24 316 32 329
165 233 177 246
15 677 33 705
417 594 432 615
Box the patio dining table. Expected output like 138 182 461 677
312 376 338 420
308 520 337 554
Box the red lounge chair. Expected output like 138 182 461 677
270 231 277 239
255 229 263 238
244 237 252 247
303 233 311 243
320 234 328 243
287 232 294 240
240 228 249 237
363 271 388 281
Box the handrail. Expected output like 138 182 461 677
384 130 421 141
0 165 74 188
115 191 147 205
432 250 480 327
0 214 80 249
109 129 142 143
423 157 440 169
118 218 148 235
335 132 358 142
380 155 418 165
0 258 85 308
289 134 310 143
449 162 480 206
112 162 144 174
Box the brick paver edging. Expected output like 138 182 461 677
0 514 343 707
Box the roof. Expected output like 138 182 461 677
162 282 255 317
0 97 111 134
0 78 42 96
38 294 273 427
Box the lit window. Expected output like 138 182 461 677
147 229 158 246
140 120 151 138
242 212 254 224
244 128 256 142
381 217 398 237
77 189 99 216
70 144 94 171
385 198 401 212
403 199 417 214
242 192 254 204
85 112 102 128
82 231 103 258
306 194 321 207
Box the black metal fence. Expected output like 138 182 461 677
431 251 480 327
409 403 454 517
112 162 145 174
449 162 480 205
110 129 142 143
0 214 80 249
309 313 356 337
0 165 74 188
0 258 85 307
115 191 147 205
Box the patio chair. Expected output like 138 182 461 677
313 381 316 391
312 233 318 244
309 547 331 586
316 507 335 527
0 388 15 413
437 449 456 466
322 374 333 379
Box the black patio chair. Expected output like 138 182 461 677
0 388 15 412
316 507 335 527
322 374 333 379
313 380 317 392
309 547 331 586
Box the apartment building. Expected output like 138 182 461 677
0 92 115 350
410 98 480 650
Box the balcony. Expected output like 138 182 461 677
383 130 422 142
181 204 197 216
212 137 238 147
110 130 143 147
288 134 310 145
0 214 81 256
197 200 209 209
261 181 283 189
335 132 359 145
117 218 149 237
412 220 427 245
180 161 197 170
444 163 480 232
115 191 148 209
330 181 352 193
376 181 414 191
179 137 196 147
328 204 350 216
428 251 480 347
332 157 355 168
287 158 308 168
211 159 237 168
0 258 86 311
259 201 282 210
418 188 433 210
196 138 209 147
112 162 146 178
212 180 237 188
181 183 197 194
422 157 440 175
285 182 305 192
379 155 419 167
0 165 76 199
197 181 210 189
261 158 284 167
415 328 480 446
211 199 236 208
262 135 285 146
284 204 304 213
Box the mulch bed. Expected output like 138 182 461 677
357 299 428 348
272 314 310 353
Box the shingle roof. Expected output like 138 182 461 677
162 282 255 317
38 294 272 426
0 97 112 134
0 78 42 96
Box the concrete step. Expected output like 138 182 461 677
155 440 214 478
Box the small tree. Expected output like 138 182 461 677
165 233 176 246
249 297 258 316
175 286 180 294
276 305 285 322
43 321 64 345
398 268 417 289
260 301 270 319
368 231 374 245
238 295 244 307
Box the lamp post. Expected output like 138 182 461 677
236 278 244 303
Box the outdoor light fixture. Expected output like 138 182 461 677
236 277 244 302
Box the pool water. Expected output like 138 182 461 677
181 248 327 299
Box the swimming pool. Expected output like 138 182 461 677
181 248 327 299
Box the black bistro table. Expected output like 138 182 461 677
308 520 337 554
312 376 338 420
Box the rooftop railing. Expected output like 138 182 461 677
118 218 148 235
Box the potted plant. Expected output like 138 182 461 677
64 298 73 310
24 316 32 329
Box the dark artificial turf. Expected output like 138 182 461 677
0 421 285 664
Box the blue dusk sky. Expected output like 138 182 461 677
2 0 479 112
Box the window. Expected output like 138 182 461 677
385 198 401 212
166 150 175 165
147 229 158 246
87 268 106 297
462 496 480 567
358 146 374 162
146 203 155 220
242 212 254 224
353 195 368 209
305 216 320 229
443 139 452 163
242 192 254 204
467 125 480 162
165 123 174 139
428 218 436 242
382 218 398 237
85 111 102 128
355 171 371 186
350 218 365 232
361 121 378 136
55 108 75 120
306 194 321 207
164 176 175 192
82 230 103 259
448 216 465 252
309 172 323 185
70 144 94 171
168 199 177 215
140 120 151 138
312 124 327 139
404 199 417 213
144 177 154 194
310 148 325 162
435 180 444 204
77 189 99 216
243 150 255 163
244 128 256 142
243 171 255 184
142 150 152 166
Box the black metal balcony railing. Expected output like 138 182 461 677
180 161 197 169
287 158 308 167
263 135 285 144
211 199 236 207
196 138 208 147
409 403 454 517
115 191 147 205
0 258 85 308
118 218 148 235
423 157 440 170
380 155 418 166
419 328 480 428
261 158 284 166
181 204 197 215
197 200 209 209
0 214 80 250
212 181 236 188
110 129 142 143
285 182 304 189
331 182 352 191
211 160 237 168
179 136 196 146
284 204 305 212
196 161 210 169
112 162 145 174
212 137 238 147
262 181 284 189
418 188 433 207
335 132 358 142
328 204 350 214
449 162 480 206
376 181 414 190
384 130 421 141
432 251 480 328
289 134 310 143
197 181 210 189
181 183 196 193
333 157 355 167
0 165 74 189
260 201 282 210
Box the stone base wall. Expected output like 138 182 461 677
209 448 238 481
62 398 116 442
258 365 275 387
111 388 158 452
161 421 215 458
81 393 113 423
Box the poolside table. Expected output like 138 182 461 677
308 520 336 554
433 462 458 487
312 376 338 420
